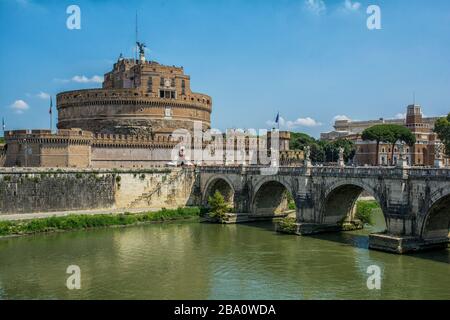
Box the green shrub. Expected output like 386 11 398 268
277 217 298 234
0 221 13 236
286 192 297 210
208 191 232 222
355 201 380 226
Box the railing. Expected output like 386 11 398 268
197 165 450 178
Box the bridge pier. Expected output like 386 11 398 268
369 234 449 254
294 223 342 235
198 166 450 255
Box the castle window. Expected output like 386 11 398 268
171 78 176 87
160 77 165 86
147 77 153 92
160 90 176 99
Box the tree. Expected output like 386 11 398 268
384 125 415 165
208 191 231 222
289 132 317 150
361 125 393 166
435 114 450 157
290 132 355 164
320 139 356 163
361 124 415 166
290 132 324 163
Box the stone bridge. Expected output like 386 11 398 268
197 166 450 254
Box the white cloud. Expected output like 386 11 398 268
395 113 406 119
36 91 50 99
54 75 103 84
333 115 351 122
267 116 322 129
305 0 326 15
343 0 361 12
290 117 322 127
10 100 29 114
72 75 103 83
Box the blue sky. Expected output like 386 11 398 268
0 0 449 137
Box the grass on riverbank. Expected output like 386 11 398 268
0 207 203 237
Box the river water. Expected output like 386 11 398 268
0 211 449 300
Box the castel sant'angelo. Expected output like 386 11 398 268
3 46 299 168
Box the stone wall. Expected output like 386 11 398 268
0 145 5 167
0 168 197 215
0 171 115 214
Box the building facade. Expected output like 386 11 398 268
4 51 301 168
321 105 448 167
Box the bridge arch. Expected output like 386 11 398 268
202 175 235 207
251 178 295 216
420 188 450 240
320 180 386 226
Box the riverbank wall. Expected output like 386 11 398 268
0 168 198 215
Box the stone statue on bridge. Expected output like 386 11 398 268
304 146 311 160
397 144 409 168
304 146 311 167
434 143 444 168
338 147 345 167
435 143 443 160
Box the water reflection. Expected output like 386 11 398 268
0 212 448 300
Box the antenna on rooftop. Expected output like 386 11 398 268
135 10 138 61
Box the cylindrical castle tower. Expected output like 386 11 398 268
57 57 212 137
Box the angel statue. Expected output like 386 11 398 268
435 143 443 160
136 41 146 56
304 146 311 161
338 147 345 162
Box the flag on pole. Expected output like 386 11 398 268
2 117 5 132
275 112 280 130
49 96 53 115
49 96 53 132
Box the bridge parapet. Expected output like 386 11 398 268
198 165 450 179
407 168 450 179
197 165 449 254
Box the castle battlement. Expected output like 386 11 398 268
57 89 211 112
5 129 94 144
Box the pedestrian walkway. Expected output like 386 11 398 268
0 207 160 221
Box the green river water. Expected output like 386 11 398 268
0 211 449 300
